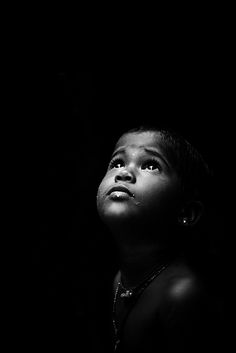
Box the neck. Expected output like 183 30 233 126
107 221 177 287
114 234 173 288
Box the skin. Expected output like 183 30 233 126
96 131 224 352
97 131 184 286
97 131 182 236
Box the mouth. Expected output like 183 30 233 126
107 185 134 198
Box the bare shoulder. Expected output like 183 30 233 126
153 259 226 351
151 258 213 325
163 260 206 303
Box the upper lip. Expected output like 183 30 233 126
107 185 134 197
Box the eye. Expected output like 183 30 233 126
142 159 161 171
109 158 125 169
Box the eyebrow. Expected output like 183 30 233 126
111 146 170 168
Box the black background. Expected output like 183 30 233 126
23 68 231 351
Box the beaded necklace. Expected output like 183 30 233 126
112 263 169 352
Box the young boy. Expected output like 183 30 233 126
96 125 225 352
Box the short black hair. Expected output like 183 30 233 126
125 125 214 205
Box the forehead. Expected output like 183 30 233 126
115 131 163 151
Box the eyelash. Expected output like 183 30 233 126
108 157 161 171
109 158 124 169
142 159 161 171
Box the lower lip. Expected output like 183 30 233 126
109 191 131 200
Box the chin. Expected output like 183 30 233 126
99 205 137 227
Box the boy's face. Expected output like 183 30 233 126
97 131 182 229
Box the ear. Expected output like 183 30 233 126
177 200 204 227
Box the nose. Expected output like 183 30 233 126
115 168 136 183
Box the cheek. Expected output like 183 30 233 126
97 169 116 196
139 181 180 213
96 176 110 206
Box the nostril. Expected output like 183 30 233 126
125 175 132 181
115 170 135 183
115 174 122 181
